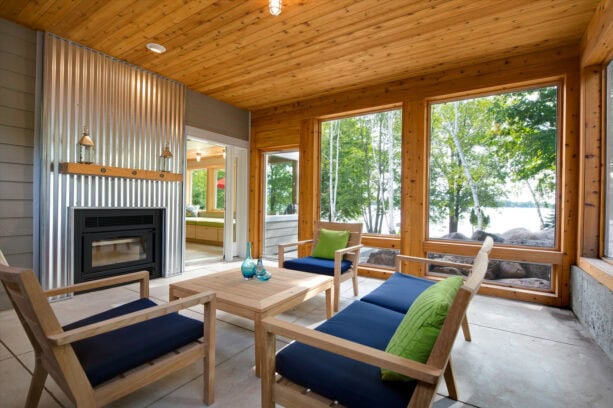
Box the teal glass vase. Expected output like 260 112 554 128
241 242 256 280
255 258 271 281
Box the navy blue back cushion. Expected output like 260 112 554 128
63 298 203 386
276 301 416 408
283 256 352 276
361 272 435 314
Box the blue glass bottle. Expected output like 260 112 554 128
256 258 271 281
241 242 256 280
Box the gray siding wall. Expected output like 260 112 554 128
0 18 36 310
0 19 36 266
185 89 249 140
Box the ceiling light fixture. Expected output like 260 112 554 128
269 0 282 16
196 151 202 162
146 43 166 54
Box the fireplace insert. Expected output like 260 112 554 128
73 208 164 283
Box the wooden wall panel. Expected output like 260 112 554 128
579 66 603 259
252 47 579 123
581 0 613 66
251 46 581 306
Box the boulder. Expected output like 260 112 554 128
472 230 505 243
366 249 397 267
497 262 526 279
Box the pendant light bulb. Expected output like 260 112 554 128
269 0 282 16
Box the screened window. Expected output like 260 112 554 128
320 109 401 235
428 86 558 249
605 61 613 257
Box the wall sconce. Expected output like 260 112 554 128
78 127 95 164
159 143 173 172
269 0 282 16
196 151 202 162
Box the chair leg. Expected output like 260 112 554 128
352 271 359 297
461 315 472 341
25 356 48 408
444 358 458 401
332 285 340 313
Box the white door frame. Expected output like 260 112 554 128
185 126 249 261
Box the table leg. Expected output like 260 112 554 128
254 315 264 377
325 287 333 319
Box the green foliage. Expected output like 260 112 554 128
267 162 294 215
429 86 558 234
489 87 558 198
191 169 207 209
320 110 401 233
216 169 225 209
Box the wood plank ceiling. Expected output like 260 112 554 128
0 0 600 111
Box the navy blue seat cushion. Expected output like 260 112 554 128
361 272 435 314
283 256 353 276
63 298 203 386
276 301 416 408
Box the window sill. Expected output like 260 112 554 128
577 257 613 292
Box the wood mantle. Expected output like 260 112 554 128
59 162 182 182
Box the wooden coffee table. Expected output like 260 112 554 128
169 266 333 376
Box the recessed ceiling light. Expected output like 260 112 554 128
146 43 166 54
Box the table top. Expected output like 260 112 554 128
169 266 333 313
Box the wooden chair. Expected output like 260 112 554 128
262 237 493 408
0 264 216 407
393 254 481 342
278 221 363 312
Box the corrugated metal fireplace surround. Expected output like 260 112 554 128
40 34 185 290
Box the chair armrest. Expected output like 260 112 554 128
262 316 441 384
278 240 314 267
48 290 216 346
44 271 150 298
277 240 313 252
395 255 471 272
335 243 363 256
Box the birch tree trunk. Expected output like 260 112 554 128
525 179 546 229
449 101 483 230
328 121 340 221
386 111 396 234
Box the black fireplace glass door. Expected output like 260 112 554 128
83 229 154 279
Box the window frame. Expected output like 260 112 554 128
422 80 566 296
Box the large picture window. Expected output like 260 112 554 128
428 86 559 249
320 109 402 235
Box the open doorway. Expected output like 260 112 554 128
185 139 226 265
262 150 299 260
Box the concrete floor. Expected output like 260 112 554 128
1 260 612 407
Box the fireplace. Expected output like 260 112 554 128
73 208 164 283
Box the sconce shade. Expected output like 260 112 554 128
159 143 173 172
196 151 201 162
269 0 282 16
78 127 95 164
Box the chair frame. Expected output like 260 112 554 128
278 221 363 312
395 255 476 342
262 237 493 408
0 265 216 407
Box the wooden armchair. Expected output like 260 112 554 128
262 237 493 408
0 264 216 407
278 221 363 312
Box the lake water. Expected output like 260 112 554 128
428 207 554 237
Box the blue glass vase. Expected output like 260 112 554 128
255 258 271 281
241 242 256 280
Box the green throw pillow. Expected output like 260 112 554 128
381 276 464 381
311 228 350 259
